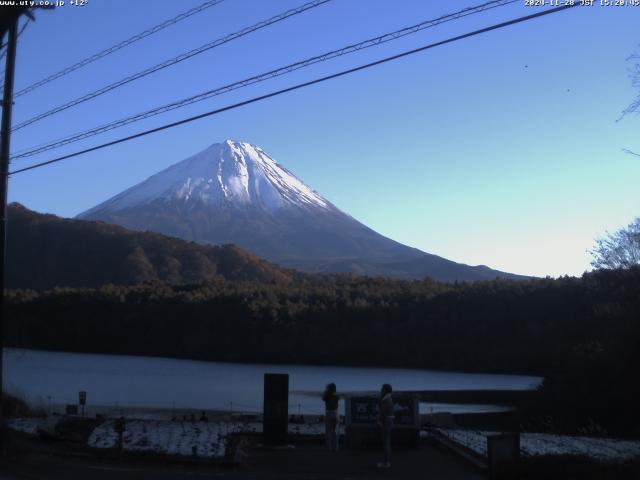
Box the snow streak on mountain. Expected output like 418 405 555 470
82 140 331 215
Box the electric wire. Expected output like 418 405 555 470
11 0 517 160
11 0 332 132
12 0 225 98
9 3 578 176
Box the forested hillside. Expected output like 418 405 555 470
6 267 639 434
7 203 296 289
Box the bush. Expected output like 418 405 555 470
1 393 41 418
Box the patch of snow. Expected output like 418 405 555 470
520 433 640 461
87 418 327 458
88 419 228 458
7 417 52 435
436 429 640 461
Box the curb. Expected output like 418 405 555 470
429 432 487 472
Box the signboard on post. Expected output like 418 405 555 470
79 390 87 417
263 373 289 444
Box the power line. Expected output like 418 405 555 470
10 3 578 176
12 0 518 160
11 0 332 132
12 0 225 98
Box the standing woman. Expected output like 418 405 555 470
377 383 394 468
322 383 340 452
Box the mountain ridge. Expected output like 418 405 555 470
7 203 296 290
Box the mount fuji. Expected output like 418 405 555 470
78 140 524 281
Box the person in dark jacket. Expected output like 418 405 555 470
377 383 393 468
322 383 340 452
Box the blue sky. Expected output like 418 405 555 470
5 0 640 277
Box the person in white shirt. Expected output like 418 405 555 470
322 383 340 452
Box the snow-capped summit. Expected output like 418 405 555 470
81 140 331 217
79 140 526 281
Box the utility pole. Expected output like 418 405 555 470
0 7 52 448
0 12 19 445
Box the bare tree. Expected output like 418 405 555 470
590 218 640 270
621 48 640 118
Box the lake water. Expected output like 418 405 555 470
3 348 541 416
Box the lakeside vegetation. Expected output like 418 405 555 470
6 266 639 436
1 393 41 419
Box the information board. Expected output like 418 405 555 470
65 404 78 415
345 394 418 428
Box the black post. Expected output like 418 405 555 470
263 373 289 444
0 16 19 442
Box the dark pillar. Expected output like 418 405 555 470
263 373 288 444
0 15 19 446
